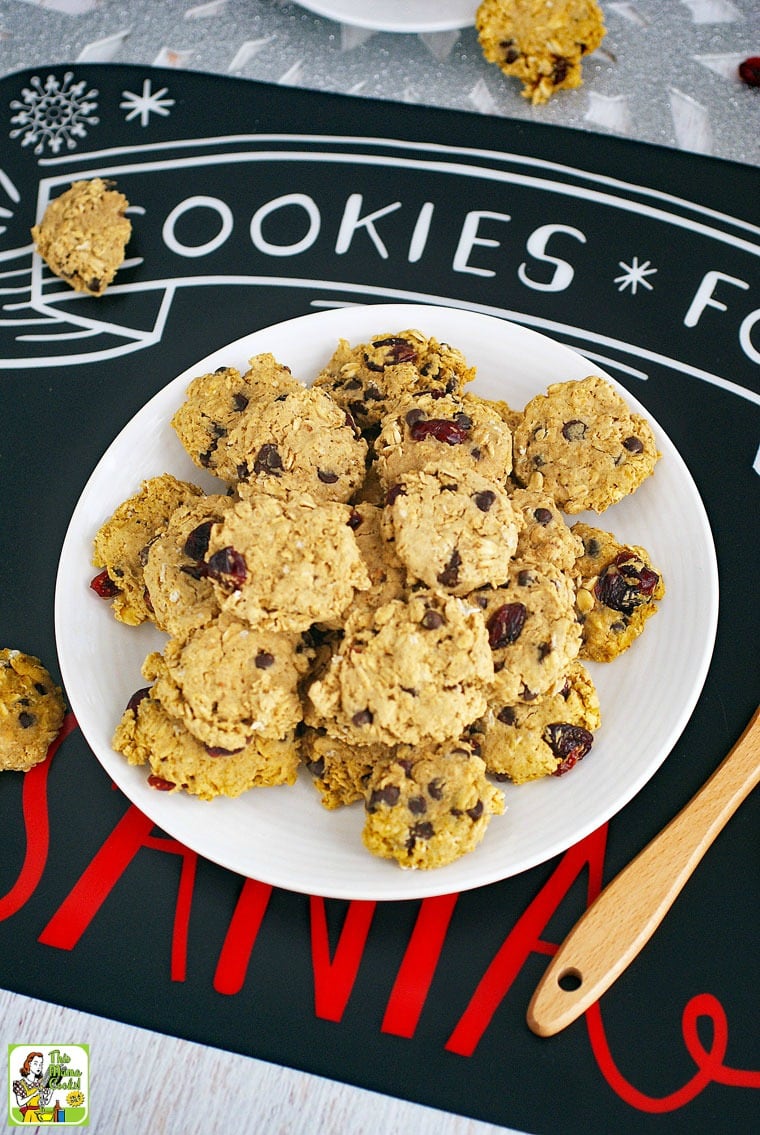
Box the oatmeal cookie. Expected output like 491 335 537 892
300 726 394 809
362 741 504 869
143 493 232 638
476 0 606 105
512 375 659 513
144 612 314 750
113 687 300 798
92 474 204 626
471 560 581 704
223 382 368 503
0 650 66 771
473 660 600 783
313 328 474 437
204 491 370 633
306 590 494 747
374 390 513 488
171 354 300 478
509 486 584 571
31 177 132 295
572 522 665 662
381 463 521 596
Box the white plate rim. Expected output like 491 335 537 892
55 302 719 901
294 0 475 33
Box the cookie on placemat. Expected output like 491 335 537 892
381 462 521 596
306 590 494 748
0 649 66 772
471 561 581 705
31 178 132 295
512 375 659 514
473 660 600 783
572 522 665 662
476 0 606 105
362 741 504 869
113 687 300 799
92 474 204 626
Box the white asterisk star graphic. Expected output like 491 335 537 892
120 79 175 127
614 256 658 295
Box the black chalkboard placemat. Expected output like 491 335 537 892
1 64 758 1133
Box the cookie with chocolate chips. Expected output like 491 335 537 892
113 686 300 799
0 650 66 772
473 660 600 783
572 522 665 662
471 560 581 705
31 177 132 295
512 375 659 514
374 390 513 488
171 354 300 479
362 741 504 869
381 462 521 596
92 474 204 626
144 612 314 751
305 590 494 748
476 0 606 105
300 726 395 809
313 328 474 437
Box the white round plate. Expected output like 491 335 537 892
56 304 718 901
295 0 474 33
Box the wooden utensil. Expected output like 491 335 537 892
527 704 760 1037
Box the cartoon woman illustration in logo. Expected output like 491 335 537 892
12 1052 52 1123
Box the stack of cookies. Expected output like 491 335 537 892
92 327 664 870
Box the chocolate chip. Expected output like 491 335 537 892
368 784 400 809
473 490 496 512
623 436 644 453
562 420 587 441
408 796 427 815
533 507 552 526
232 392 249 412
427 778 444 800
255 651 275 669
421 609 444 630
317 469 339 484
466 800 484 821
352 708 373 726
253 443 283 476
437 548 461 588
18 711 36 728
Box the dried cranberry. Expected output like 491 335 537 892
183 520 215 560
347 509 363 529
410 418 469 445
206 547 248 588
487 603 527 649
126 687 151 713
90 568 120 598
595 554 659 614
147 774 175 791
373 336 418 365
385 483 406 506
739 56 760 86
205 744 244 757
544 723 594 775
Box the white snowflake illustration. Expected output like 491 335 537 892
120 79 175 127
614 256 658 295
9 72 99 156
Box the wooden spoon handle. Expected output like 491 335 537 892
527 704 760 1037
